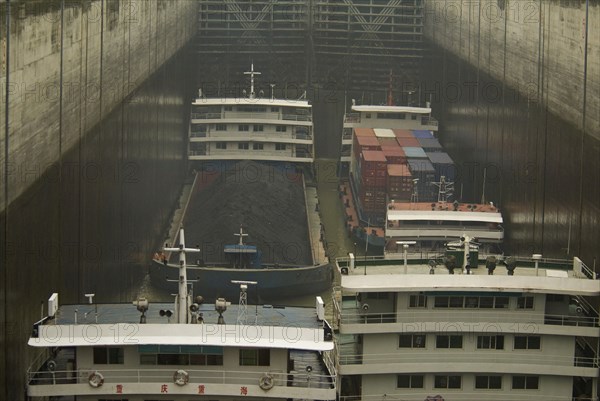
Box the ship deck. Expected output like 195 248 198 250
388 201 500 213
38 302 324 329
335 255 600 298
172 161 314 267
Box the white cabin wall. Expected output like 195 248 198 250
360 292 396 315
75 345 288 372
361 373 573 401
353 112 430 130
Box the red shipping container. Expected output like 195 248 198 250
354 128 375 137
397 137 420 148
388 194 412 202
362 177 386 187
361 150 387 171
382 148 407 164
354 136 382 161
387 163 411 177
393 129 414 138
377 137 399 147
356 136 381 148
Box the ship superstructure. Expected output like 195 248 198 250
189 64 314 164
27 229 336 401
332 249 600 401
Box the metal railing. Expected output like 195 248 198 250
27 367 335 389
421 116 438 127
335 309 599 328
190 131 312 141
188 150 207 156
344 113 360 123
191 112 312 122
339 394 598 401
191 112 221 119
386 222 505 233
338 352 599 368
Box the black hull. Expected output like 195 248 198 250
149 261 333 303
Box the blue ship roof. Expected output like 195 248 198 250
224 244 258 254
411 129 434 138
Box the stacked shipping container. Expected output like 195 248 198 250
351 127 456 218
358 150 387 213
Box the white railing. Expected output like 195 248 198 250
188 150 207 156
191 112 221 119
338 352 599 368
386 222 504 232
344 113 360 123
190 131 312 141
27 368 335 389
190 130 207 138
336 309 599 328
339 394 598 401
282 113 312 121
421 116 438 127
191 112 312 122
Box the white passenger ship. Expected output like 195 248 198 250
26 229 336 401
333 242 599 401
189 63 314 164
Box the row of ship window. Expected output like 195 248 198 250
215 142 288 150
215 124 291 132
197 106 307 113
399 334 540 350
92 347 270 367
407 294 534 309
397 374 539 390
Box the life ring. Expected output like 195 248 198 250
259 373 274 390
173 369 189 386
88 371 104 388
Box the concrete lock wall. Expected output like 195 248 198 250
423 0 599 139
0 0 198 211
421 0 599 263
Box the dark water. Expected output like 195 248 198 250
0 48 194 400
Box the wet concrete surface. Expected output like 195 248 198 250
0 48 194 400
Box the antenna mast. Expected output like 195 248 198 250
410 179 419 205
431 176 454 203
234 225 248 245
387 69 393 106
232 280 258 325
244 63 261 99
163 228 200 323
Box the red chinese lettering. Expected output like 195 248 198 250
198 384 205 394
240 386 248 395
161 384 168 393
116 384 123 394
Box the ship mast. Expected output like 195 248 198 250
387 69 393 106
431 176 454 203
244 63 261 99
164 228 200 323
234 225 248 245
